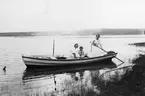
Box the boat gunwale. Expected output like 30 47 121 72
22 53 117 61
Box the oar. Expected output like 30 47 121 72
97 46 124 63
90 41 124 63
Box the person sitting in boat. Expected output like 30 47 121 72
71 43 79 58
78 46 85 58
78 46 88 58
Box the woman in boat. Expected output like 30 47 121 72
92 34 102 48
71 43 79 58
89 34 105 57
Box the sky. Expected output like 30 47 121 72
0 0 145 32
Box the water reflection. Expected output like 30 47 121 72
22 62 116 80
22 62 116 96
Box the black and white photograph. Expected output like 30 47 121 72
1 0 145 96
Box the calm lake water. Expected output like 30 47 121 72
0 35 145 96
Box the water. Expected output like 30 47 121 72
0 35 145 96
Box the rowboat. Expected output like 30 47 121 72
22 51 117 68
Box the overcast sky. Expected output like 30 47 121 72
0 0 145 32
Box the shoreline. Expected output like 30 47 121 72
0 32 143 37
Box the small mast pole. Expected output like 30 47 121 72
53 39 55 56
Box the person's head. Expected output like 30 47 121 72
79 46 83 51
96 34 100 40
74 43 79 48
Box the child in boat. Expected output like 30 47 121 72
78 46 88 58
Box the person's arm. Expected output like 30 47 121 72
82 51 85 56
92 40 96 46
92 40 103 48
72 53 77 58
92 40 98 47
98 42 102 48
98 40 103 48
71 48 77 58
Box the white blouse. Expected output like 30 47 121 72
92 39 102 48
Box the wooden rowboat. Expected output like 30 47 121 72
22 52 117 68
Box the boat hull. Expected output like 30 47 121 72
22 53 117 68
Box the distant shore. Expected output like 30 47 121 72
0 29 144 36
129 42 145 47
